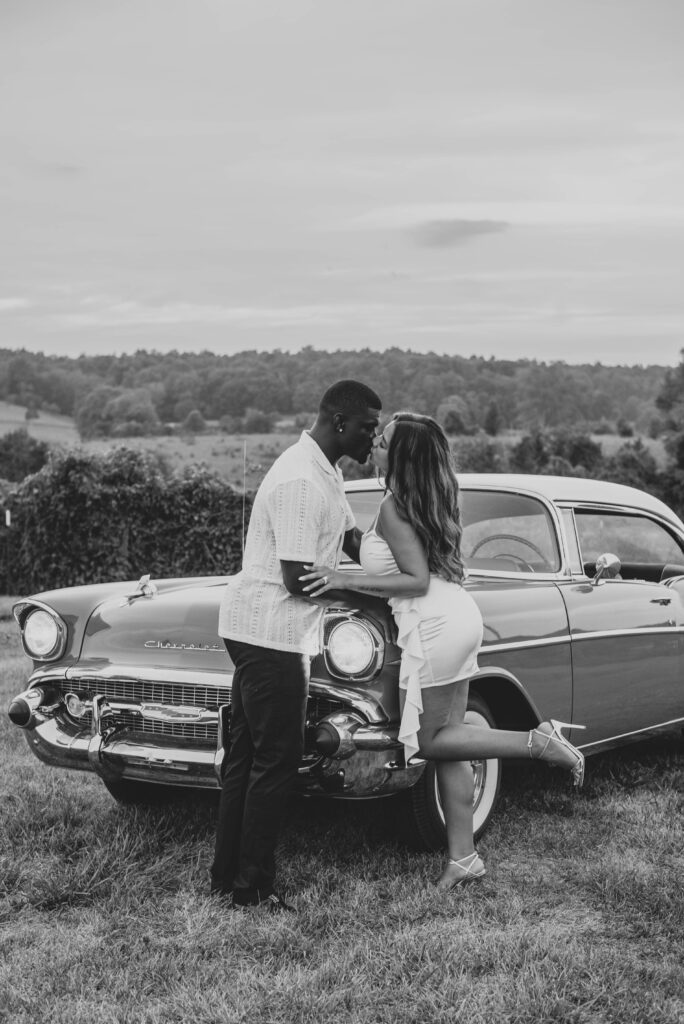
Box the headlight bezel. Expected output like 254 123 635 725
14 601 68 662
323 611 385 682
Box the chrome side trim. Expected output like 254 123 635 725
467 570 570 582
571 627 684 641
482 635 571 654
580 718 684 752
482 625 684 655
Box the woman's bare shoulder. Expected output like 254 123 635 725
378 493 415 535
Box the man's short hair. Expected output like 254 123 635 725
319 379 382 416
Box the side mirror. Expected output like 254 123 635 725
592 552 621 585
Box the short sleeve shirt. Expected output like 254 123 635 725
217 432 355 654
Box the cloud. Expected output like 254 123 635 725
411 219 509 248
53 300 386 329
353 202 684 229
0 298 30 312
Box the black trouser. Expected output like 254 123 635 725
210 639 310 901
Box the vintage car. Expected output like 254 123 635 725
8 474 684 848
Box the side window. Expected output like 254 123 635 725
461 491 561 574
574 510 684 580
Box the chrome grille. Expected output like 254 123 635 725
66 677 232 710
305 696 350 721
56 679 351 747
110 710 217 743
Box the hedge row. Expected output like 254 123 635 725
1 447 252 595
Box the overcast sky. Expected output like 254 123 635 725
2 0 684 365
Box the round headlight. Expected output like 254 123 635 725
326 620 377 677
23 609 62 660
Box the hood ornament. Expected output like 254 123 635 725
124 574 158 604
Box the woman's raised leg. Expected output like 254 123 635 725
411 682 486 889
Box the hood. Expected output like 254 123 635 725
78 578 229 673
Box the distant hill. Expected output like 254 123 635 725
0 347 669 441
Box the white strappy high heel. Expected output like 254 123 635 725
437 851 486 891
528 719 586 788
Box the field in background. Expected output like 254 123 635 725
1 401 668 492
0 399 79 445
84 432 301 491
1 617 682 1023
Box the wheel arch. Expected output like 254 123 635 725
469 669 540 732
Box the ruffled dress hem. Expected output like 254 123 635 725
391 597 426 765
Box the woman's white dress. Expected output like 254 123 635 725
360 525 483 763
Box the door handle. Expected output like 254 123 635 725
650 597 672 605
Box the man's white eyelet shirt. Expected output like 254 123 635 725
218 431 355 655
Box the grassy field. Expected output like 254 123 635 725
2 615 682 1024
0 398 298 488
83 432 300 491
0 400 80 446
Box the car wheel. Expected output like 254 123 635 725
398 693 502 851
102 778 192 806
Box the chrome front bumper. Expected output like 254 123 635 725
11 685 425 798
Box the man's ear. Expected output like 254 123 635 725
332 413 345 434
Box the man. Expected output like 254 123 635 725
211 379 382 911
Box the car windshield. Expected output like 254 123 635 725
345 487 561 574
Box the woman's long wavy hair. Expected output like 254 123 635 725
384 412 466 582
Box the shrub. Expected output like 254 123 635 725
218 414 242 434
242 408 275 433
2 447 251 593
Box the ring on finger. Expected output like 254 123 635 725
323 576 328 585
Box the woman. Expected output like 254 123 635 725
301 412 584 891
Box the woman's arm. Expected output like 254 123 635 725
300 496 430 599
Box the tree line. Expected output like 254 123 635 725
0 346 668 440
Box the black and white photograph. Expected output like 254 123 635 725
1 2 683 1022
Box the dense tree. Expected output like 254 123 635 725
0 429 51 482
509 430 603 478
72 386 121 439
483 402 502 436
107 389 161 437
437 395 475 435
602 439 663 495
74 386 160 439
655 350 684 474
182 409 206 433
0 346 668 440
